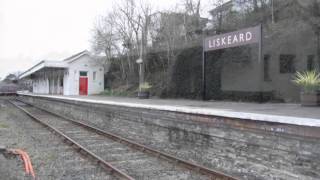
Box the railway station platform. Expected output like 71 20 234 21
17 92 320 127
16 92 320 179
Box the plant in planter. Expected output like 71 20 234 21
137 82 152 99
292 71 320 106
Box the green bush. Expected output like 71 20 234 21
100 89 129 97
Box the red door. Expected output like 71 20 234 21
79 77 88 95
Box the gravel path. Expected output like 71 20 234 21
0 97 113 180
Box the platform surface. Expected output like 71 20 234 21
18 93 320 127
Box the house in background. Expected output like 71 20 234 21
19 50 105 95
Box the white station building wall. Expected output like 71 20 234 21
29 54 104 96
64 54 104 95
33 78 49 94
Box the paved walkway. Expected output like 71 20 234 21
18 93 320 127
75 95 320 118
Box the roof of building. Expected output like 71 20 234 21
63 50 90 63
209 0 233 15
19 50 92 79
19 60 68 79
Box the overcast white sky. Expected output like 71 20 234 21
0 0 213 79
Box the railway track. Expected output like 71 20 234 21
10 99 237 180
2 98 112 180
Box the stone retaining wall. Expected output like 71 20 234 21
19 95 320 180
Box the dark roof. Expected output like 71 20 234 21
63 50 89 62
209 1 233 15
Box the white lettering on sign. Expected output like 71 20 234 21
208 31 255 49
221 37 226 45
204 25 261 51
239 33 244 42
232 35 238 43
246 32 252 41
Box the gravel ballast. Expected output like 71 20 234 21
0 97 113 180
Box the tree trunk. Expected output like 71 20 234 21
120 58 126 80
126 51 134 85
317 31 320 70
253 0 259 11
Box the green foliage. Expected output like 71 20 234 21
0 123 9 129
292 71 320 93
140 82 152 91
100 89 130 97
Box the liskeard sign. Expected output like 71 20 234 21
204 25 261 51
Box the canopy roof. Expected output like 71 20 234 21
19 60 68 79
19 50 91 79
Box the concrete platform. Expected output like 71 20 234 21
18 93 320 127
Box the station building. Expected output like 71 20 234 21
19 50 104 95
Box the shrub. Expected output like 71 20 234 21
292 71 320 93
140 82 152 91
100 89 129 96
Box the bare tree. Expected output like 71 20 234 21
91 14 118 61
91 13 128 81
116 0 139 84
91 0 157 87
183 0 201 41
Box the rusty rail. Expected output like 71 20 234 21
17 98 238 180
9 100 134 180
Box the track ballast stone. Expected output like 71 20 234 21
0 98 114 180
19 101 211 180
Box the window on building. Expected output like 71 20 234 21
264 54 271 81
93 71 96 81
307 55 315 71
80 71 87 77
280 54 295 73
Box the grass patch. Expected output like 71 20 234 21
0 123 9 129
100 89 130 96
45 153 56 161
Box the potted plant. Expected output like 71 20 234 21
137 82 152 99
292 71 320 106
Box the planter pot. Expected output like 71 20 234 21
300 91 320 106
137 91 150 99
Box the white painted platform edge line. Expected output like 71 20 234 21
18 93 320 127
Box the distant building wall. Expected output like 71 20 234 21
221 49 260 92
204 0 320 102
217 17 318 102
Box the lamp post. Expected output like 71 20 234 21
136 58 144 91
